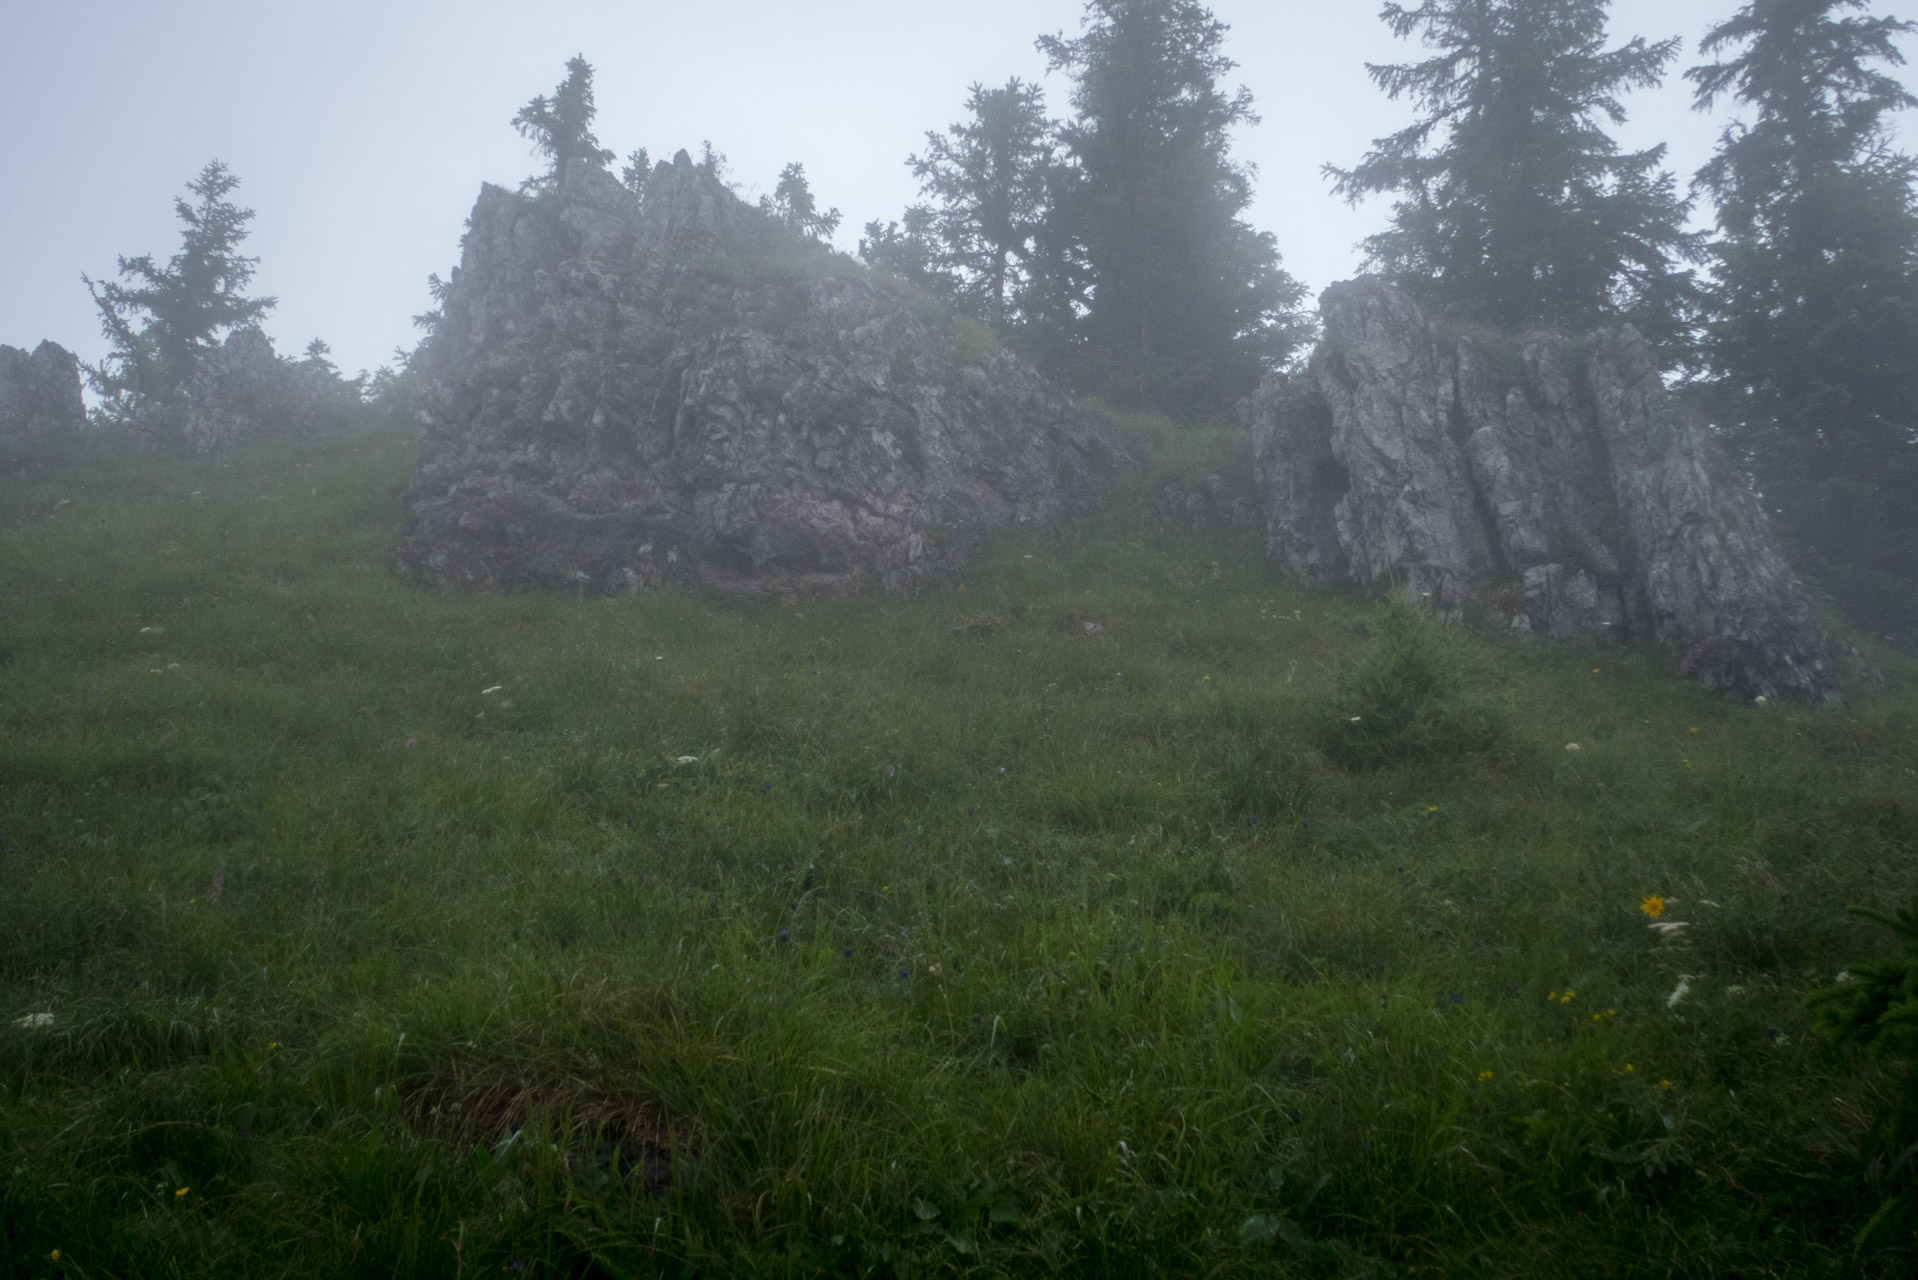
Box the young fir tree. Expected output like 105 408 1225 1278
83 160 276 421
513 56 616 192
859 206 956 300
761 163 842 240
1689 0 1918 633
909 79 1056 326
620 147 653 197
1329 0 1702 358
1038 0 1307 399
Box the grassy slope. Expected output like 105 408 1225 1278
0 417 1914 1278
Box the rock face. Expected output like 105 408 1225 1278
1249 278 1845 703
0 341 85 435
182 328 359 452
398 152 1118 598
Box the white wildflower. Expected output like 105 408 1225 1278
1649 921 1690 936
1666 978 1692 1008
13 1012 54 1030
673 756 699 766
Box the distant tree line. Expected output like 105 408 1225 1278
83 3 1917 634
859 0 1915 635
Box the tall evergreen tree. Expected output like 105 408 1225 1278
83 160 276 419
1038 0 1307 393
513 56 615 192
1329 0 1702 356
909 79 1056 325
1689 0 1918 631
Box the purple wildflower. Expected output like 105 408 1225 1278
406 737 417 749
776 928 791 945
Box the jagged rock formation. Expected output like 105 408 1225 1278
181 328 360 452
1249 278 1847 703
397 152 1118 598
0 341 85 435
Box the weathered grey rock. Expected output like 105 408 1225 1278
397 151 1119 598
1249 278 1847 703
182 328 359 452
0 341 85 435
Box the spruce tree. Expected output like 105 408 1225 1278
1689 0 1918 633
909 79 1056 325
760 163 843 240
513 56 615 192
83 160 276 420
1038 0 1307 399
859 207 955 300
1330 0 1702 357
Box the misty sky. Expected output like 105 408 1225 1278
4 1 1914 379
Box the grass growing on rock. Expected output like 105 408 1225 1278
1 417 1915 1277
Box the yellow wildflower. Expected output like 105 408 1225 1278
1477 1070 1494 1082
1658 1079 1673 1089
1640 895 1666 919
1559 989 1575 1003
176 1186 189 1197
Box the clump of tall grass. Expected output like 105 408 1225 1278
1316 594 1506 769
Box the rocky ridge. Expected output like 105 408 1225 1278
0 341 86 436
398 151 1118 598
1248 279 1850 703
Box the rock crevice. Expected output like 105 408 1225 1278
1249 279 1846 702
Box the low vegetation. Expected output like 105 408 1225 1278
2 417 1915 1276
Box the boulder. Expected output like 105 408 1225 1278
1249 278 1847 703
397 151 1119 598
0 341 86 435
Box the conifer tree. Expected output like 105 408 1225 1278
761 163 842 240
1330 0 1701 357
858 207 955 299
1689 0 1918 631
83 160 276 419
909 79 1056 325
1038 0 1307 396
513 56 615 192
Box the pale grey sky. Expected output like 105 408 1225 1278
3 1 1913 378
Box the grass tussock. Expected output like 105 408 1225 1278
0 418 1915 1276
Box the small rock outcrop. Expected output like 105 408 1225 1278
398 152 1118 598
0 341 85 435
1249 279 1845 703
181 328 360 452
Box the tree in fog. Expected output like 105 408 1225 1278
620 147 653 196
83 160 276 419
909 79 1056 325
859 206 956 299
1689 0 1918 631
1330 0 1702 357
761 163 842 240
1038 0 1308 392
514 56 615 191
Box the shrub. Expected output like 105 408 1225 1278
1316 594 1505 770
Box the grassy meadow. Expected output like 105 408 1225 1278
1 415 1915 1277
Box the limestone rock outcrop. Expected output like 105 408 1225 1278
181 328 360 452
397 151 1119 598
0 341 85 435
1249 278 1846 703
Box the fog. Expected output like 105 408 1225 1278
4 0 1914 377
